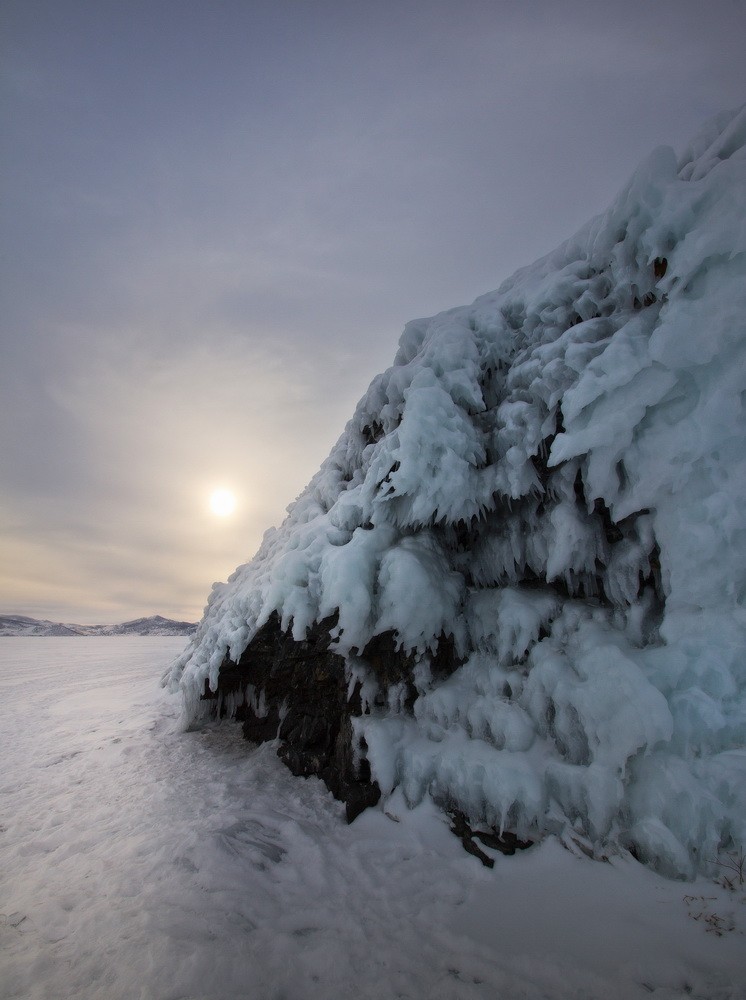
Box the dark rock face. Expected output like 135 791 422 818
207 613 381 821
357 629 464 711
448 810 533 868
207 613 467 822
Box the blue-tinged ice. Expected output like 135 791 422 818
170 107 746 878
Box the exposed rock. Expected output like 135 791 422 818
208 614 381 822
448 809 534 867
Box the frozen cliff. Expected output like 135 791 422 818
170 107 746 878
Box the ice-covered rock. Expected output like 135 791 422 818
170 107 746 878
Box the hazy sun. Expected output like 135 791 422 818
209 488 237 517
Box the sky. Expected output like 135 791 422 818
2 0 745 625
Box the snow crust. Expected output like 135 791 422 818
171 107 746 879
3 640 745 1000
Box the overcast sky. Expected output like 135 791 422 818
2 0 745 624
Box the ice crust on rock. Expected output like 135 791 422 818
171 107 746 878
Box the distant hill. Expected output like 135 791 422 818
0 614 197 637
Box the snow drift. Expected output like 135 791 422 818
170 107 746 878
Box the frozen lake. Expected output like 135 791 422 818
1 638 743 1000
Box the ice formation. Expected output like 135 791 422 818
171 107 746 878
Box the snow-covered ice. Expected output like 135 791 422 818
1 639 744 999
170 107 746 880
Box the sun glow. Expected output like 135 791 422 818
209 488 237 517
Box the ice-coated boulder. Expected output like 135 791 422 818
170 107 746 878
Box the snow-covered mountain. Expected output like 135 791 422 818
1 614 197 637
170 107 746 879
100 615 198 637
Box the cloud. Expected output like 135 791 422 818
2 0 745 620
0 323 363 620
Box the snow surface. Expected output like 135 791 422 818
2 639 744 1000
170 107 746 880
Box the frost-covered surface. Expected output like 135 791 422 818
2 640 745 1000
171 107 746 879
